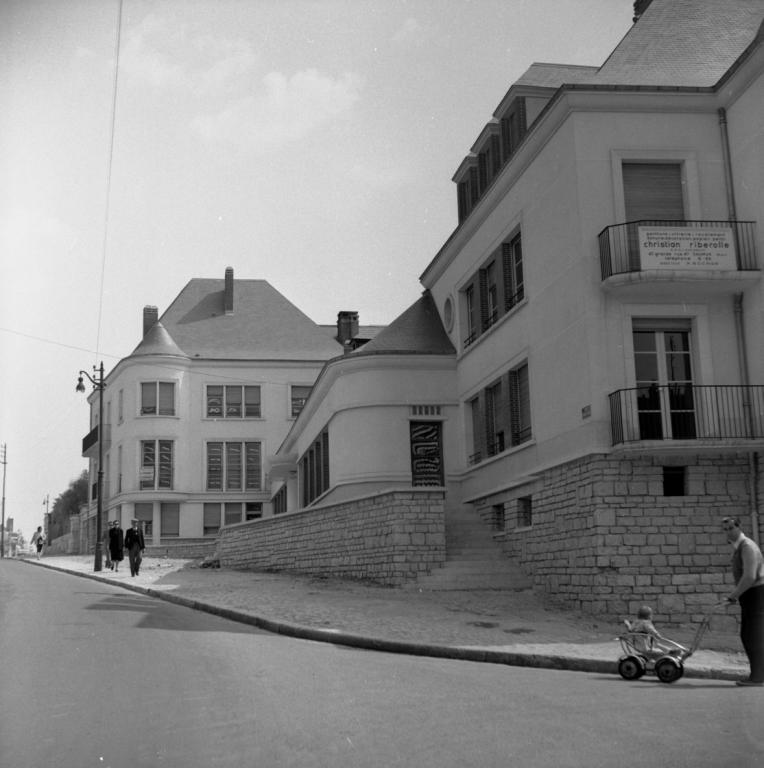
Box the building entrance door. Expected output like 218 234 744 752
410 421 444 486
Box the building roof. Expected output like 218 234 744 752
137 278 343 361
131 321 188 358
513 63 600 89
352 291 456 356
590 0 764 87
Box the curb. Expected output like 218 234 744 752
19 559 742 681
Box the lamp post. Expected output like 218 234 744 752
76 362 105 572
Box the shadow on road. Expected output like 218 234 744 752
83 592 268 635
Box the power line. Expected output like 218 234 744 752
95 0 124 360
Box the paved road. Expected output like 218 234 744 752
1 562 762 768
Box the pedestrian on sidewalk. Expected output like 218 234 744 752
30 527 44 560
104 523 112 571
124 519 145 577
722 516 764 687
108 520 124 572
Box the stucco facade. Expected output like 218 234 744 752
269 0 764 624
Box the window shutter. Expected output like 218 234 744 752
322 430 330 492
245 442 261 491
478 269 489 332
490 135 502 176
469 166 479 206
501 242 514 312
457 182 468 221
509 370 521 445
623 163 684 221
158 383 174 415
226 442 242 490
509 364 531 445
478 152 487 193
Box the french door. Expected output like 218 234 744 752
633 328 696 440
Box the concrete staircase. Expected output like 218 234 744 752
410 505 532 591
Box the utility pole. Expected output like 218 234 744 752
1 444 7 558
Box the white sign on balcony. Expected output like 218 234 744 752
638 226 737 270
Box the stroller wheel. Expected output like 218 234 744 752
655 656 683 683
618 655 646 680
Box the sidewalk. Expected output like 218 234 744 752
20 554 749 681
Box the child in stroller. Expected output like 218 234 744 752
624 605 688 657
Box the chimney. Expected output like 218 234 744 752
632 0 653 22
143 305 159 336
336 311 359 345
224 267 234 315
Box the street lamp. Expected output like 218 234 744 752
76 362 105 572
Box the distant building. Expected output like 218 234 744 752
79 267 378 551
267 0 764 621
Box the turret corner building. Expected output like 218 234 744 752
83 0 764 625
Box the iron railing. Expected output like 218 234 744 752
598 220 757 280
609 384 764 445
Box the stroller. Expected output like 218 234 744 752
617 615 711 683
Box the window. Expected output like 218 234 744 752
273 486 288 515
140 440 173 490
206 441 262 491
118 389 123 423
464 285 476 346
517 496 532 528
117 445 122 494
462 231 524 348
140 382 175 416
203 503 220 535
300 428 329 506
160 503 179 537
503 232 524 309
622 162 684 221
663 466 686 496
134 502 153 537
492 503 505 531
206 385 261 418
224 502 242 526
485 380 504 456
632 321 695 440
468 362 531 464
245 502 263 521
291 385 312 417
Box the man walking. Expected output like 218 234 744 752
124 519 145 577
723 516 764 686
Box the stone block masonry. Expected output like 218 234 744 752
218 489 446 586
496 452 759 630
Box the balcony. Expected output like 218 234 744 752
598 220 758 291
81 423 111 459
609 384 764 447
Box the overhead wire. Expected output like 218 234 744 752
95 0 124 361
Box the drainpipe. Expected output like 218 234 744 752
721 108 760 542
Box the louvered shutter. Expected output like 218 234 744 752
622 163 684 221
478 269 489 332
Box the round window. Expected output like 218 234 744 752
443 296 454 332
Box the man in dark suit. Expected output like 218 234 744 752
124 519 145 577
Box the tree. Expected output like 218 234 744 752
49 470 88 540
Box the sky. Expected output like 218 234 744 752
0 0 634 540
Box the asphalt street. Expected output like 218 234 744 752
1 561 762 768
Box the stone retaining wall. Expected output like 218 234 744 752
218 489 446 585
145 539 217 560
494 453 759 629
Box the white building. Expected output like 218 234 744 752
80 268 360 552
269 0 764 622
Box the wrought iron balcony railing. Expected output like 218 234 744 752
598 220 757 280
609 384 764 445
